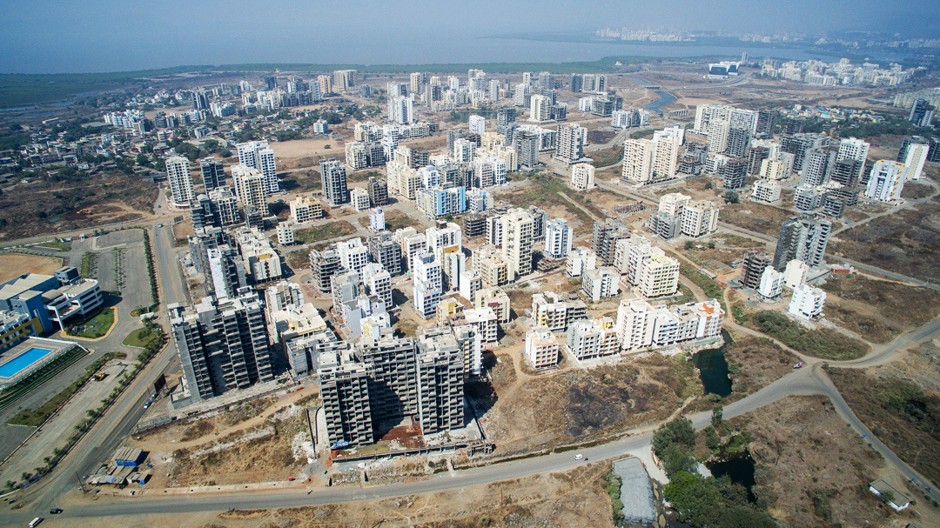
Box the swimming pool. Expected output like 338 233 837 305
0 346 55 378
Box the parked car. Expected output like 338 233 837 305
793 361 804 369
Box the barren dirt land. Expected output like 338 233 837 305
0 253 63 282
57 462 616 528
738 395 939 528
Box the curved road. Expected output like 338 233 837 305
5 182 940 523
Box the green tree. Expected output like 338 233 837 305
662 444 697 477
685 240 695 250
652 417 696 458
712 406 724 428
723 191 740 204
705 426 720 451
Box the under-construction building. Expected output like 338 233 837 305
169 288 273 404
317 329 466 447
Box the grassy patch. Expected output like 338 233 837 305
606 471 624 525
294 220 357 246
746 310 868 360
678 263 726 311
122 326 161 348
498 173 596 227
79 252 98 278
7 351 125 427
589 146 623 167
286 249 309 272
820 274 940 343
829 369 940 484
64 307 115 339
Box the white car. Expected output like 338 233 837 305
574 454 584 461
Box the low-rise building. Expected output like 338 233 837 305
531 291 588 332
290 196 323 224
788 283 826 320
525 326 560 370
582 266 620 302
565 317 619 361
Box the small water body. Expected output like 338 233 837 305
708 453 758 503
693 346 732 397
625 76 678 112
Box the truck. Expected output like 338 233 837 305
29 517 44 527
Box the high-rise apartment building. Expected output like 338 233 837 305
165 156 195 208
865 160 906 202
772 215 832 270
169 289 273 403
199 157 225 191
320 158 349 206
544 218 573 259
231 165 268 212
333 69 357 92
237 141 278 194
569 163 596 191
413 251 443 319
500 208 535 280
621 128 682 184
554 123 586 164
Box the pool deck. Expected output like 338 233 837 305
0 337 76 389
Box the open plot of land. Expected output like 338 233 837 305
724 335 796 402
820 274 940 343
494 174 600 233
738 310 869 360
293 220 358 246
147 404 310 488
684 233 767 271
475 352 701 455
0 253 63 282
829 347 940 486
358 208 412 232
0 171 156 240
57 462 616 528
737 396 915 528
830 201 940 283
719 201 793 237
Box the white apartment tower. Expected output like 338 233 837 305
165 156 195 208
237 141 278 193
231 165 268 211
865 160 906 202
621 129 681 184
569 163 596 191
555 123 586 164
320 159 349 206
901 142 929 181
544 218 573 259
469 115 486 135
500 208 535 280
789 283 826 320
387 95 415 125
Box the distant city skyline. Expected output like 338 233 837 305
1 0 938 74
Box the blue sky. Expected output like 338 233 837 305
1 0 936 73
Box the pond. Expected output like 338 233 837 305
693 345 732 397
708 452 758 503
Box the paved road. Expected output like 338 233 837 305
3 365 835 520
9 219 186 513
6 176 940 522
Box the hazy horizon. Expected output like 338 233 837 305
1 0 938 74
